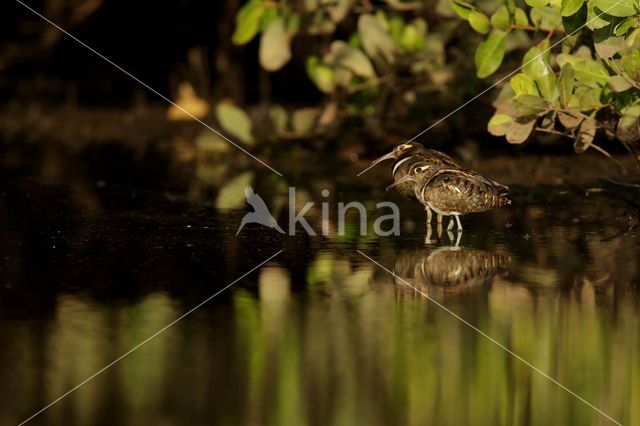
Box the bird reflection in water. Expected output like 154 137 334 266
392 245 511 295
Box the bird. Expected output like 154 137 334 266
393 246 511 294
387 163 510 230
369 141 459 222
236 186 285 235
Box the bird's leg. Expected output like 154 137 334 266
455 215 463 230
447 216 455 231
436 215 443 238
454 229 462 246
425 225 435 245
424 207 436 244
446 230 455 242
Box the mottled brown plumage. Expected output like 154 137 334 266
370 142 458 199
393 247 511 294
418 168 511 216
389 164 511 229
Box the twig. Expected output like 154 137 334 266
605 178 640 188
536 127 628 174
589 142 628 174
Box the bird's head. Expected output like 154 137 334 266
386 163 432 191
369 141 426 168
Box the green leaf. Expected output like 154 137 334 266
574 117 596 153
558 110 581 128
558 64 575 107
474 31 507 78
575 86 602 110
375 10 389 31
400 21 427 51
327 0 355 23
562 2 587 33
358 14 396 63
506 117 536 143
557 55 610 85
626 28 640 48
215 103 255 145
511 73 538 95
329 40 376 78
232 0 264 45
487 113 513 136
621 52 640 80
523 39 551 67
306 56 336 93
469 10 491 34
530 6 563 31
260 5 279 30
514 8 530 26
561 0 585 16
491 6 510 29
389 14 405 46
593 25 626 58
607 75 633 92
617 104 640 142
525 0 549 7
269 104 288 133
592 0 637 17
308 11 336 35
614 17 635 36
451 0 475 19
215 171 255 210
586 1 611 29
522 44 556 101
259 18 292 71
292 108 319 133
514 94 549 115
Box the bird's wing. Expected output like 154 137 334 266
425 168 504 190
424 169 510 213
245 186 254 199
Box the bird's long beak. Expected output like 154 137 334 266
369 151 397 168
386 174 414 191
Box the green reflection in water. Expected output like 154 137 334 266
3 224 640 425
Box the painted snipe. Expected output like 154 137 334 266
369 142 459 222
371 142 510 230
389 163 511 230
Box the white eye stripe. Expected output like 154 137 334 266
392 157 413 176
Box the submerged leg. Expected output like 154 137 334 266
454 229 462 246
447 216 455 231
455 215 463 230
425 225 435 245
446 230 455 242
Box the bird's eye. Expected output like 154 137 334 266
400 144 410 151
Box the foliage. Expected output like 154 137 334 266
227 0 458 142
227 0 640 159
454 0 640 152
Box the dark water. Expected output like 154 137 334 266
1 145 639 425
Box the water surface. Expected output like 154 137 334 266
1 145 639 425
